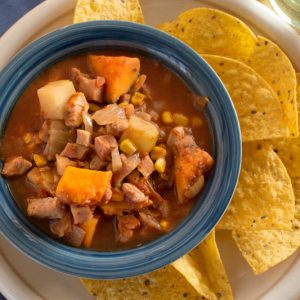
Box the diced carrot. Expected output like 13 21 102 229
81 214 101 248
88 55 140 102
56 166 112 205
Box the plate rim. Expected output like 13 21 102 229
0 0 299 299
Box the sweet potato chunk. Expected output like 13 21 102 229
56 166 112 205
80 214 101 248
174 136 213 203
88 55 140 102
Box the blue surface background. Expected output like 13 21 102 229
0 0 42 36
1 1 42 299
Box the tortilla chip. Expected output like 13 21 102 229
232 177 300 275
243 36 298 137
218 142 295 230
81 265 201 299
232 226 300 275
203 55 288 142
172 231 233 300
73 0 144 24
270 74 300 177
157 8 257 60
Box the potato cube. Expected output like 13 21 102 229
38 80 76 119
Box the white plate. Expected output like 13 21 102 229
0 0 299 299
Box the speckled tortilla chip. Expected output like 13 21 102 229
172 231 233 300
73 0 144 24
243 36 298 137
232 178 300 275
270 74 300 177
203 55 288 142
81 265 200 299
218 142 295 230
232 226 300 275
157 8 257 60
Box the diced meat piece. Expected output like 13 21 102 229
50 212 72 237
27 197 65 219
192 95 209 112
56 154 77 176
113 153 140 186
167 126 186 149
123 103 135 118
27 167 59 195
2 156 32 177
38 120 50 142
102 183 112 203
89 155 107 170
122 183 152 210
117 215 141 243
94 135 118 161
135 112 151 122
43 120 71 161
76 129 91 147
133 74 147 92
100 201 131 216
70 205 93 224
71 68 105 102
64 225 86 247
64 92 88 127
174 135 213 203
88 55 140 102
139 212 161 230
105 119 129 137
138 155 154 178
61 143 89 160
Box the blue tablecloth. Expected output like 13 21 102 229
0 0 43 36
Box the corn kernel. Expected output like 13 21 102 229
161 111 173 124
173 113 189 126
151 146 167 161
131 92 145 106
120 139 137 155
160 220 170 230
89 103 101 113
23 133 32 144
118 103 127 109
155 157 166 173
111 188 124 202
192 117 204 127
33 154 47 167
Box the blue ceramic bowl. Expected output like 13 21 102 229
0 21 241 278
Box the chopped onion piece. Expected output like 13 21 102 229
111 147 122 173
82 112 93 133
92 104 126 125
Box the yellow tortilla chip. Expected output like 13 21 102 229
157 8 257 60
218 142 295 230
73 0 144 24
81 265 201 299
232 177 300 275
243 36 298 137
203 55 288 142
270 73 300 177
172 231 233 300
232 225 300 275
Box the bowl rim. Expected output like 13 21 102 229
0 20 241 279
